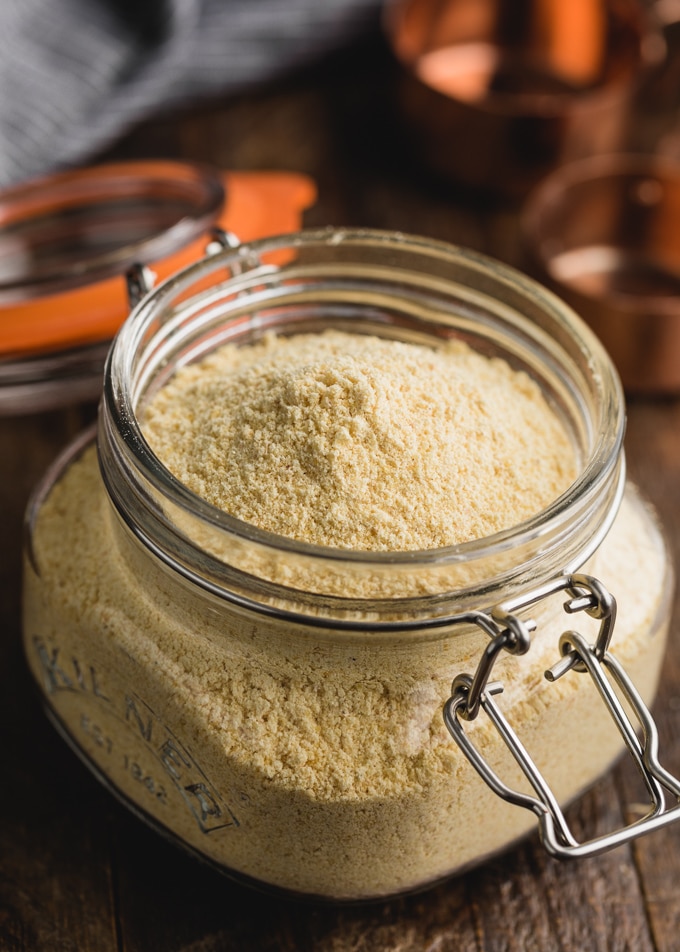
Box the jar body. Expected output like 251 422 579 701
23 441 671 899
21 231 675 899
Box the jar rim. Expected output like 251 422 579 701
101 228 626 619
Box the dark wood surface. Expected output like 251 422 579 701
2 36 680 952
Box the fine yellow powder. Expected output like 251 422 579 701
25 451 670 898
142 331 576 550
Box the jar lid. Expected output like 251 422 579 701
0 160 224 356
0 163 316 413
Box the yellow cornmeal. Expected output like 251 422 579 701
23 331 671 899
142 331 576 550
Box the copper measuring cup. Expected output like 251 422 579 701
385 0 670 196
522 152 680 393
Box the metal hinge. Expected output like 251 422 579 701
443 573 680 858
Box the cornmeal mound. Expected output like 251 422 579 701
142 331 576 550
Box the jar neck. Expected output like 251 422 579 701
98 228 626 630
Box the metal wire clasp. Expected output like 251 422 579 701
444 573 680 859
125 229 245 311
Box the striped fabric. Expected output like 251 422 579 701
0 0 381 186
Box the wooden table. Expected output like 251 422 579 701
2 36 680 952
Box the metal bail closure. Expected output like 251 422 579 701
204 228 271 280
125 230 243 311
443 573 680 859
126 230 272 312
126 263 157 310
205 227 241 256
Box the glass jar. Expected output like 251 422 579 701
22 229 675 901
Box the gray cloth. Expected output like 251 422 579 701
0 0 380 186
